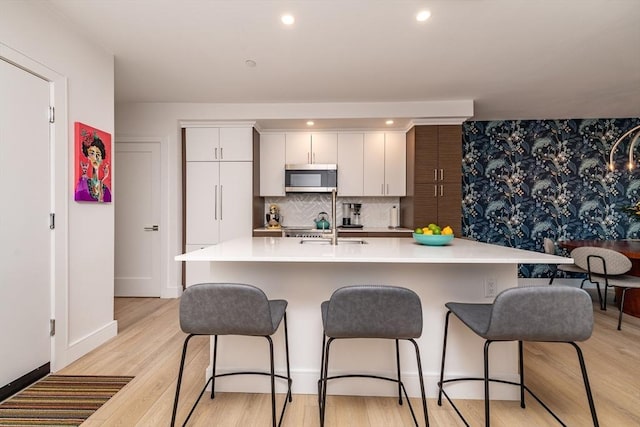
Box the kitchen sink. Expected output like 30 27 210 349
299 238 367 245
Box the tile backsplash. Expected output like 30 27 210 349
264 194 400 228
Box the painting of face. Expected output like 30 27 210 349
74 122 112 203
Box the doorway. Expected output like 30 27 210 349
0 58 52 398
114 141 162 297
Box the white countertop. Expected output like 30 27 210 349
176 236 573 265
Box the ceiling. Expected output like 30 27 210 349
47 0 640 129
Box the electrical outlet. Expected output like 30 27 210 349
484 278 497 298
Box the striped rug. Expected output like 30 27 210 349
0 375 133 426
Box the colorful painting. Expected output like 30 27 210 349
74 122 112 203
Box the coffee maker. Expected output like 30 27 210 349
341 203 363 228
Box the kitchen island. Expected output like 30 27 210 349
175 236 571 399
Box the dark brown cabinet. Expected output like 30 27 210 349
401 125 462 233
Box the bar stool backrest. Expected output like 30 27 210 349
486 286 593 342
572 246 632 276
323 285 422 339
179 283 275 336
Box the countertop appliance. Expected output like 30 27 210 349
285 163 337 193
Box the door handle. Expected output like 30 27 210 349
440 169 444 181
220 185 223 220
144 225 159 231
214 147 218 160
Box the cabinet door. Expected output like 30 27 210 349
363 132 385 196
219 162 253 242
337 133 364 196
311 133 338 164
384 132 406 196
414 183 440 227
185 128 220 161
437 125 462 183
437 182 462 233
260 133 286 196
219 127 253 161
186 162 220 245
285 132 312 164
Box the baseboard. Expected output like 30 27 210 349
161 286 182 298
60 320 118 368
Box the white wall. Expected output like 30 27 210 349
1 2 116 369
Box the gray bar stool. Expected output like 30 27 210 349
437 286 599 426
318 285 429 426
171 283 292 427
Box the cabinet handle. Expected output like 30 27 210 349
214 185 218 220
440 185 443 197
381 183 384 195
307 152 310 164
386 184 389 195
220 147 224 160
434 185 437 197
440 169 444 181
214 147 218 160
434 169 438 181
220 185 223 220
313 152 316 163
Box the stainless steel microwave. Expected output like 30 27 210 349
285 164 337 193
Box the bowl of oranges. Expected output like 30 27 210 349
413 224 454 246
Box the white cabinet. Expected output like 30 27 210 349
363 132 406 196
185 162 253 245
184 126 253 285
285 132 337 164
337 133 364 196
259 133 286 196
185 127 252 162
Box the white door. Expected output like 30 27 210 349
337 133 364 196
114 142 161 297
185 161 220 245
311 133 338 164
384 132 407 196
363 132 385 196
0 59 51 387
219 162 253 241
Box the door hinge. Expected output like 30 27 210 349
50 319 55 337
50 213 55 230
49 106 55 124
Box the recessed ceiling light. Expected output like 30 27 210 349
245 59 257 68
281 14 295 25
386 120 394 125
306 121 314 126
416 10 431 22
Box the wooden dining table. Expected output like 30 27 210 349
559 240 640 318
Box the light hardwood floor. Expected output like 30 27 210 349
59 295 640 426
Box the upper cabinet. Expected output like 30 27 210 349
260 133 286 196
401 125 462 232
285 132 338 165
363 132 406 196
185 127 253 162
337 133 364 196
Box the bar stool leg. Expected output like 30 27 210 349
396 339 403 405
171 334 194 427
411 339 429 427
483 340 492 426
211 335 218 399
571 343 599 426
519 341 525 408
437 311 452 406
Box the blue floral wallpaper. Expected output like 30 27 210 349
462 118 640 277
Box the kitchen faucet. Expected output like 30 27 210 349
327 189 338 245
